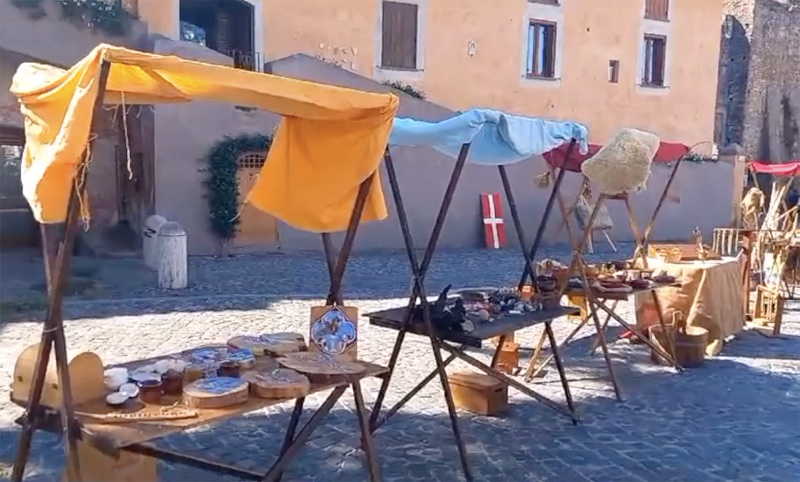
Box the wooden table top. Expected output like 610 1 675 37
13 352 387 450
565 281 682 301
366 305 579 348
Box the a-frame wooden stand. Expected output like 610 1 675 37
366 141 583 482
11 61 384 482
523 153 690 396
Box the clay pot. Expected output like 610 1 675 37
138 379 162 404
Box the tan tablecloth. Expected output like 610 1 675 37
635 258 745 356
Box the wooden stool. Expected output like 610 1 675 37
749 284 785 337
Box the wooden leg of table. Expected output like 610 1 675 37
544 321 577 416
352 382 381 482
523 330 549 382
261 386 346 482
372 350 461 432
586 300 623 401
527 317 590 381
275 397 304 482
490 335 506 368
593 300 680 370
589 300 617 355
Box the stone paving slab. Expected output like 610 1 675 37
1 292 798 481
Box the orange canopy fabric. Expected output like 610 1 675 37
10 44 399 231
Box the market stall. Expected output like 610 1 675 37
364 109 589 481
741 160 800 335
523 130 696 395
634 258 745 356
9 44 399 482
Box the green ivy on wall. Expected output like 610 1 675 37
204 134 272 246
11 0 134 36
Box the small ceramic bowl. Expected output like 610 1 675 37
119 382 140 399
105 392 128 407
103 367 129 392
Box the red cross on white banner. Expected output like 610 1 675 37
480 192 506 249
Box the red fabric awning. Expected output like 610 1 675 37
748 161 800 176
543 141 691 172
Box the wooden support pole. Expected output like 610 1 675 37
12 60 111 482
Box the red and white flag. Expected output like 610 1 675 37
480 192 506 249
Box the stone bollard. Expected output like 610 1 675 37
157 222 187 290
143 215 167 269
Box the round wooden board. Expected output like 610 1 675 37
242 368 310 399
182 377 249 409
277 352 365 377
228 333 306 357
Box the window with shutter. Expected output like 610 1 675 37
526 21 557 79
381 1 419 70
645 0 669 21
642 34 666 87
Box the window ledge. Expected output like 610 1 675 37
644 16 670 22
528 1 561 8
637 84 670 95
375 66 424 82
521 75 561 88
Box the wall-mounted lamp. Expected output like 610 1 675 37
468 41 477 57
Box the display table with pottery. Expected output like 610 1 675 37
11 341 387 482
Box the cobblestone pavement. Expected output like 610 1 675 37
0 245 635 305
0 250 799 482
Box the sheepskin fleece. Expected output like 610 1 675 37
580 128 660 195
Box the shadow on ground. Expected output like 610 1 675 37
1 346 798 482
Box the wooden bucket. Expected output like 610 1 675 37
649 313 708 368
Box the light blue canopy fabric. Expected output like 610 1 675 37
389 108 589 165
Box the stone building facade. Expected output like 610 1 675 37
717 0 800 161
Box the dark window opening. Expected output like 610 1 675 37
609 60 620 83
642 34 666 87
179 0 260 71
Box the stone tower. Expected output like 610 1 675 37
717 0 800 161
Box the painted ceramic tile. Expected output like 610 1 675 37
191 377 247 394
310 306 357 355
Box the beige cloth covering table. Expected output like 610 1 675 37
635 257 745 356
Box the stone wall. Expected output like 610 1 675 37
719 0 800 159
745 0 800 160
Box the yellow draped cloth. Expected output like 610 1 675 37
10 44 398 232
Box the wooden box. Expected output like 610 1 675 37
448 371 508 416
